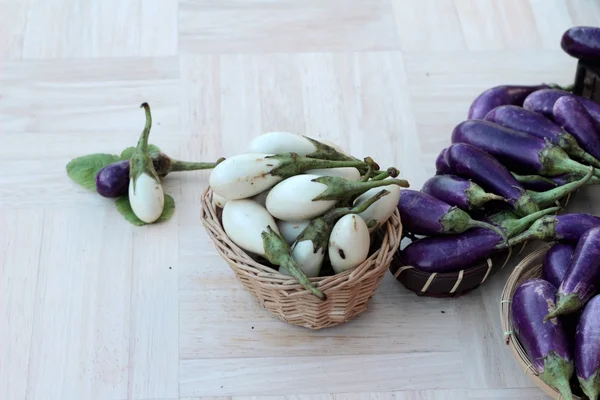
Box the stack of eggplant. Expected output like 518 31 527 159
397 26 600 277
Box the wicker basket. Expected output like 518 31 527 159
200 187 403 330
500 244 584 400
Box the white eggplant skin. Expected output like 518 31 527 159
221 199 280 255
212 192 229 208
288 240 325 277
328 214 371 273
251 189 270 208
266 174 337 221
306 167 360 181
208 153 282 200
354 182 401 232
128 173 165 223
277 219 310 244
248 132 316 156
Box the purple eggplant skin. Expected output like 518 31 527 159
524 88 600 124
96 160 130 197
435 148 453 175
467 84 549 120
542 243 576 288
484 105 600 168
553 96 600 162
508 213 600 246
397 189 505 237
562 26 600 62
421 174 505 211
575 295 600 400
511 279 575 400
546 226 600 320
451 119 597 178
444 143 539 217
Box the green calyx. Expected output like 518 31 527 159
303 136 365 164
310 176 409 202
539 352 574 400
267 153 369 179
561 132 600 168
129 103 160 193
511 172 557 188
440 207 507 240
261 226 326 300
544 292 583 321
464 182 506 209
491 206 561 243
539 145 600 178
529 167 594 208
513 193 540 217
579 371 600 400
506 215 559 247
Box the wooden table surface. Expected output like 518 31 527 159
2 1 600 399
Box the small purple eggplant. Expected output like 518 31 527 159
575 294 600 400
512 279 574 400
484 105 600 168
467 84 549 120
451 119 598 178
444 143 539 217
397 189 505 237
561 26 600 62
421 174 505 211
96 153 224 198
553 96 600 163
435 147 453 175
524 88 600 124
508 213 600 246
542 243 576 288
546 226 600 320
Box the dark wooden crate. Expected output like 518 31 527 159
573 59 600 102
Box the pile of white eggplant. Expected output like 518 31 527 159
208 131 409 300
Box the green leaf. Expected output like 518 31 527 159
66 153 121 190
115 194 175 226
120 144 161 160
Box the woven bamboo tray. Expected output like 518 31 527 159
501 244 583 400
200 187 403 330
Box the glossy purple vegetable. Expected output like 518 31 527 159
400 207 557 273
435 147 453 175
484 105 600 168
96 153 223 198
508 213 600 246
444 143 539 217
542 243 575 288
467 84 549 120
575 294 600 400
561 26 600 62
553 96 600 163
524 88 600 124
397 189 504 237
421 174 505 211
451 119 598 178
546 226 600 320
512 279 574 400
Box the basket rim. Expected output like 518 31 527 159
199 186 402 297
499 242 582 400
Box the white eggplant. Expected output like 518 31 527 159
353 181 401 232
249 131 316 156
288 240 325 277
277 219 310 244
328 214 371 274
306 167 360 181
212 192 229 208
266 174 337 221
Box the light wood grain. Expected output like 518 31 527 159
1 1 598 399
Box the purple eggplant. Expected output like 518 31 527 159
512 279 574 400
421 174 505 211
575 294 600 400
561 26 600 62
397 189 505 237
444 143 539 216
400 207 558 273
528 167 593 208
524 88 600 124
435 147 453 175
96 153 223 198
484 105 600 168
451 119 598 178
508 213 600 246
467 84 549 120
553 96 600 163
542 243 576 288
546 226 600 320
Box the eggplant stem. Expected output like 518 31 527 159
170 159 222 172
529 167 594 208
311 176 409 202
136 103 152 155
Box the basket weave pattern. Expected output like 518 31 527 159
500 244 581 400
200 187 403 329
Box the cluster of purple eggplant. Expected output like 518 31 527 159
397 26 600 276
511 225 600 400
